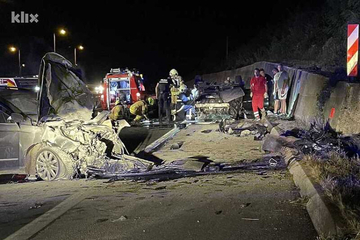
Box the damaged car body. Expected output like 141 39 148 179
195 82 245 121
0 53 153 181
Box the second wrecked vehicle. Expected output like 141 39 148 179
195 81 245 120
0 53 152 181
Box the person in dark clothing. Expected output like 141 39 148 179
259 68 274 109
155 78 171 124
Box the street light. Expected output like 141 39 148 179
53 28 67 52
9 46 21 76
74 45 84 66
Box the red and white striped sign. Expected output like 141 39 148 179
347 24 359 76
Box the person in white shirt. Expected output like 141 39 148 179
272 67 281 115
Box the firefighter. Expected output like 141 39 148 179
109 99 126 122
129 97 155 123
172 83 195 120
169 68 183 88
155 78 171 124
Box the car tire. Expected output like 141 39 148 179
229 97 243 119
35 147 75 181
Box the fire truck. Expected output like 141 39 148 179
0 77 38 91
99 68 146 111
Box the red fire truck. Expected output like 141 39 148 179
0 77 38 91
99 68 146 111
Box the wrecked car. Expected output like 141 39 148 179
0 53 152 181
195 82 245 120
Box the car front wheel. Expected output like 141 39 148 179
35 147 75 181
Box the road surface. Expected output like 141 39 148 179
0 124 318 240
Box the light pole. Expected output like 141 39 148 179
74 45 84 65
53 28 66 52
9 46 21 76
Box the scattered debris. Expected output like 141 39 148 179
256 171 267 176
170 141 184 150
241 218 259 221
201 129 212 134
219 119 270 140
281 121 360 159
239 203 251 208
29 202 44 210
111 215 128 222
269 158 278 167
0 174 28 184
96 218 109 223
240 130 251 137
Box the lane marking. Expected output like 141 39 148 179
5 191 86 240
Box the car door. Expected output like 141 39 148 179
0 105 20 170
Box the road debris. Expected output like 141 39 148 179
170 141 184 150
269 158 278 167
241 218 259 221
239 203 251 208
111 215 128 222
281 120 360 159
29 203 44 210
219 119 270 140
201 129 212 134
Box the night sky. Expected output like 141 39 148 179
0 0 317 89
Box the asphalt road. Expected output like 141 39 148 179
0 124 318 240
24 171 317 240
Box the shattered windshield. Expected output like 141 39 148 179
0 90 38 115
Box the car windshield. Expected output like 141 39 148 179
0 90 38 115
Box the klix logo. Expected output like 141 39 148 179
11 11 39 23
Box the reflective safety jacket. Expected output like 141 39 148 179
129 100 147 116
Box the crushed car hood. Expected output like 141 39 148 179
37 52 95 122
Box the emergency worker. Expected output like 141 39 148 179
109 99 126 121
172 83 195 120
250 68 268 121
169 69 182 87
129 97 155 123
155 78 171 124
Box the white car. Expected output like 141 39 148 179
0 53 151 181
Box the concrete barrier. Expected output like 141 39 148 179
324 82 360 134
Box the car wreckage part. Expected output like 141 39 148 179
35 147 75 181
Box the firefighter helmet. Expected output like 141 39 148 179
179 83 188 93
169 69 178 77
147 97 155 106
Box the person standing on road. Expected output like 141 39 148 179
155 78 171 124
277 64 289 116
250 68 268 121
259 68 273 110
272 67 281 115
